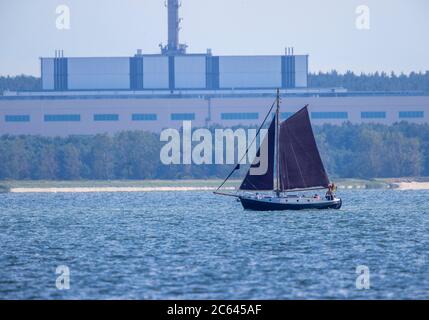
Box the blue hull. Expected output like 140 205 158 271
240 197 342 211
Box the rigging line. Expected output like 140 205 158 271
215 99 277 192
216 164 241 193
244 176 259 190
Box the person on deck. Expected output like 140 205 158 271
326 183 335 200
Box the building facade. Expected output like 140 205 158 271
41 53 308 92
1 92 427 136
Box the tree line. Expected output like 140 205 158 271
308 70 429 93
0 122 428 180
0 75 41 93
1 71 428 94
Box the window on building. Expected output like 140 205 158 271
280 112 293 120
5 115 30 122
132 114 157 121
171 113 195 121
270 112 293 120
311 112 348 119
399 111 424 118
44 114 80 122
361 112 386 119
221 113 259 120
93 114 119 121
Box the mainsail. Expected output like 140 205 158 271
240 116 276 191
278 106 330 191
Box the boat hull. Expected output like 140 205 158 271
239 196 342 211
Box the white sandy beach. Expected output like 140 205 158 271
10 186 235 193
6 181 429 193
394 182 429 190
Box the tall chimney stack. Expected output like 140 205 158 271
161 0 187 55
168 0 180 52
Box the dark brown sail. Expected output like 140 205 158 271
278 106 330 191
240 117 275 191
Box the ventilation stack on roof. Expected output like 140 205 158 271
161 0 187 55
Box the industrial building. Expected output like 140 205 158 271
40 52 307 91
1 0 428 136
1 92 428 136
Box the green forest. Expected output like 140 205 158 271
0 75 41 93
308 71 429 93
0 122 428 180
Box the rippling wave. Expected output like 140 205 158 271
0 189 428 299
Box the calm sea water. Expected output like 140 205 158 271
0 189 428 299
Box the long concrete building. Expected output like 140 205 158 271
0 0 428 136
40 53 308 92
1 91 428 136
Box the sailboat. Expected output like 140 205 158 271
214 89 342 211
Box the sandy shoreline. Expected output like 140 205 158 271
394 182 429 190
10 186 235 193
4 181 429 193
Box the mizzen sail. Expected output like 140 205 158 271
278 107 330 191
240 116 276 191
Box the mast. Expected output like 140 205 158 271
275 88 280 196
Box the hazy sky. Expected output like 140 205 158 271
0 0 428 76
